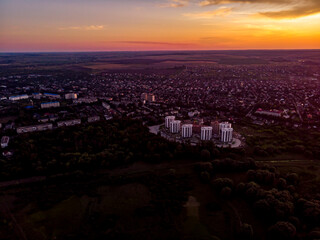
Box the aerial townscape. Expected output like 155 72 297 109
1 0 320 239
0 50 319 240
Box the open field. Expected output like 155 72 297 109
1 50 320 74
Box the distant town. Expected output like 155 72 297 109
0 51 319 157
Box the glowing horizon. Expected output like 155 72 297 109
0 0 319 52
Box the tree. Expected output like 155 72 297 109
238 223 253 240
201 149 211 161
200 171 211 183
220 187 232 198
212 178 234 191
268 221 296 240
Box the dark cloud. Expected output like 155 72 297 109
259 0 320 18
196 0 320 19
199 0 291 5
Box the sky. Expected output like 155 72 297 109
0 0 319 52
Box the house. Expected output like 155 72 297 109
1 136 9 148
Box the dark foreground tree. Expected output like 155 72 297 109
268 221 296 240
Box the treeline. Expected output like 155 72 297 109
0 118 244 180
194 159 320 239
245 125 320 159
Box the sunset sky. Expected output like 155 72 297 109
0 0 319 52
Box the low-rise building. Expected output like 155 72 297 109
255 108 282 118
9 94 29 101
41 101 60 109
17 123 53 134
1 136 9 148
32 93 42 99
57 119 81 127
102 102 111 109
65 93 78 100
147 94 156 102
88 116 100 123
141 93 156 102
44 93 61 99
74 98 98 104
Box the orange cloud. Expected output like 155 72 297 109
58 25 105 31
160 0 189 8
184 7 233 18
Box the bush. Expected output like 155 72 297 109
244 182 260 201
308 229 320 239
211 178 234 191
236 182 246 194
286 173 299 186
296 198 320 226
201 149 211 161
238 223 253 239
200 171 211 182
194 162 213 172
268 221 296 240
278 178 287 190
247 169 275 185
220 187 232 198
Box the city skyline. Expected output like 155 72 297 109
1 0 320 52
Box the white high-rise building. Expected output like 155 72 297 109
165 116 175 128
221 128 233 143
219 122 232 135
201 127 213 141
182 124 193 138
219 122 232 131
170 120 181 133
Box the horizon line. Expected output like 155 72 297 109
1 48 320 54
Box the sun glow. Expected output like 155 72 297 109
0 0 319 52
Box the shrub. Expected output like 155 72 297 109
238 223 253 240
211 178 234 191
286 173 299 186
220 187 232 198
268 221 296 240
200 171 211 183
201 149 211 161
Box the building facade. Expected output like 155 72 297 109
1 136 9 148
17 123 53 134
147 94 156 102
201 127 213 141
141 93 148 101
41 101 60 109
219 122 232 135
88 116 100 123
65 93 78 100
221 127 233 143
165 116 175 128
57 119 81 127
182 124 193 138
170 120 181 133
9 94 29 101
211 121 220 135
44 93 61 99
141 93 155 102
